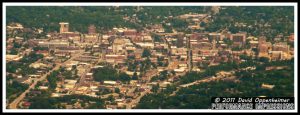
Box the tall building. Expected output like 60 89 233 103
258 36 267 52
209 33 223 41
258 36 267 45
231 32 247 47
272 42 289 53
176 34 184 48
231 33 246 43
258 36 272 58
59 22 69 33
259 43 271 54
137 6 141 12
88 25 96 34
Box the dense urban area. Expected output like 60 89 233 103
5 6 294 109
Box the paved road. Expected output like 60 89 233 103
8 50 84 109
121 19 182 109
169 71 234 96
124 68 160 109
70 55 103 94
125 55 181 109
69 65 89 94
125 88 151 109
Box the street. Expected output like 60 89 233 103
8 50 85 109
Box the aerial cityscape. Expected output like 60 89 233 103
4 5 295 110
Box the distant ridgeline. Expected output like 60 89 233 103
6 6 293 35
6 6 208 33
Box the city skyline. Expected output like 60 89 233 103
2 2 298 113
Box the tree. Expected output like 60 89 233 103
59 66 66 73
240 54 251 60
151 84 159 93
142 48 151 58
232 46 243 51
152 34 162 42
171 18 188 29
47 70 59 90
259 57 269 63
93 65 118 81
143 57 152 71
119 72 131 83
108 95 115 102
132 72 138 80
6 62 18 73
158 70 169 81
252 48 259 55
200 21 206 27
7 81 29 101
62 70 73 79
72 65 77 70
13 42 21 48
256 64 266 71
115 88 120 93
170 70 176 76
9 48 18 55
33 46 48 51
29 97 54 109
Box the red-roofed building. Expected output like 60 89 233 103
23 102 31 107
289 33 294 43
124 29 137 36
36 50 49 56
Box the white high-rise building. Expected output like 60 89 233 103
59 22 69 33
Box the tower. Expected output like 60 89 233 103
59 22 69 33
